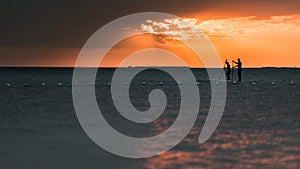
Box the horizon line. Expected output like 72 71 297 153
0 66 298 69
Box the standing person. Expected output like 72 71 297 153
224 59 231 80
233 58 242 82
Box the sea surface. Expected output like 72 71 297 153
0 68 299 169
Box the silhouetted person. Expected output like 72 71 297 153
224 59 231 80
233 58 242 81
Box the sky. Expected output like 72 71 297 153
1 0 300 67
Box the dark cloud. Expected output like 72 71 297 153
1 0 300 46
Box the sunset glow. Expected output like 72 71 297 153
141 16 300 41
138 15 300 67
1 13 300 67
100 33 203 67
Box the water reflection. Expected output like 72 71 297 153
138 103 300 169
142 128 300 169
98 68 300 167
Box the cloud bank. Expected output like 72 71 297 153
141 15 300 41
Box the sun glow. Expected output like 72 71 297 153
100 33 203 67
138 15 300 67
2 15 300 67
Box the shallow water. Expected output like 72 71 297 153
0 68 299 169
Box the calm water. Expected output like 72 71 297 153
0 68 299 169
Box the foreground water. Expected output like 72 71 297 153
0 68 299 169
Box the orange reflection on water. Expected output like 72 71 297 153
140 128 300 169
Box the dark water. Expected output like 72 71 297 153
0 68 299 169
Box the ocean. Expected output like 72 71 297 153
0 67 299 169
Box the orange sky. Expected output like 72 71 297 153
137 15 300 67
99 33 203 67
1 14 300 67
